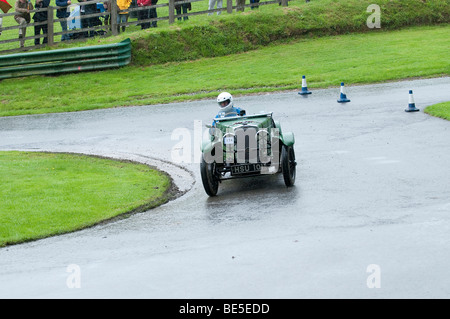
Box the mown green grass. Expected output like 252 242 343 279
0 151 171 247
0 24 448 117
130 0 450 65
2 0 449 56
425 101 450 121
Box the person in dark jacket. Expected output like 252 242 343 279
137 0 150 29
55 0 72 41
79 0 99 37
250 0 259 9
149 0 157 27
33 0 50 45
236 0 245 12
174 0 190 21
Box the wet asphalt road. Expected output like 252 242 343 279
0 77 449 298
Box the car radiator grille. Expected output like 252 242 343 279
223 125 272 164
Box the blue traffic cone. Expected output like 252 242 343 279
298 75 312 95
405 90 419 112
337 82 350 103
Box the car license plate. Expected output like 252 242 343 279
231 163 261 175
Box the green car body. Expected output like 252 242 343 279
200 112 296 196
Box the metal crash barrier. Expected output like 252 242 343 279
0 38 131 80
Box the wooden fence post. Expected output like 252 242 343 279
227 0 232 14
168 0 174 24
110 0 118 36
47 7 54 46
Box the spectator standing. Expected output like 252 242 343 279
32 0 50 45
102 1 111 30
55 0 72 41
250 0 259 9
14 0 33 48
116 0 131 33
137 0 151 30
208 0 222 16
79 0 99 37
174 0 190 21
129 0 137 18
236 0 244 12
0 0 12 37
149 0 157 27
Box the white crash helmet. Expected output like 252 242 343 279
217 92 233 109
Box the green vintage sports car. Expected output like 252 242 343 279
200 112 296 196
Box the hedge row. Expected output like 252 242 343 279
131 0 449 65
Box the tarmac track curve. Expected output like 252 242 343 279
0 77 449 298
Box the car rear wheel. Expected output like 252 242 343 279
281 145 296 187
200 156 219 196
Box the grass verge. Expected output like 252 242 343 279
1 0 448 55
0 24 448 117
0 151 172 247
130 0 450 65
424 101 450 121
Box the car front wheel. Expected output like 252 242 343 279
200 156 219 196
281 145 296 187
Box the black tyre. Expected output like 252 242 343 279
200 156 219 196
281 145 296 187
